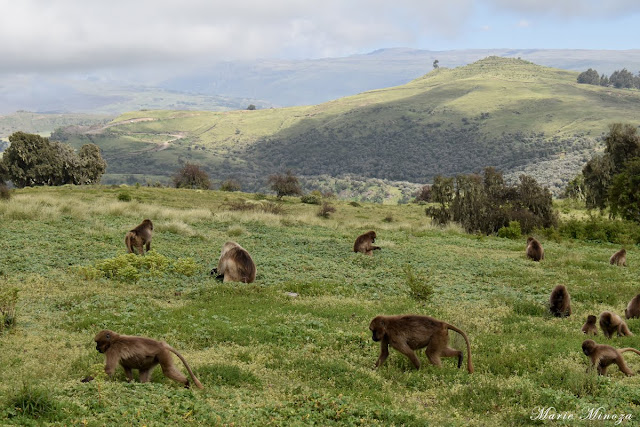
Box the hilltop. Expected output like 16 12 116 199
55 57 640 198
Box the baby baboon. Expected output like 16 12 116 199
125 219 153 255
549 285 572 317
369 314 473 373
581 315 598 335
210 241 256 283
582 339 640 376
599 311 633 338
610 248 627 267
526 236 544 261
354 231 381 256
625 294 640 319
94 329 203 389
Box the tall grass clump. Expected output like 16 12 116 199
0 286 18 333
5 383 60 421
404 265 433 302
0 184 10 200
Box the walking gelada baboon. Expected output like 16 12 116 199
369 314 473 373
625 294 640 319
210 241 256 283
125 219 153 254
582 339 640 376
599 311 633 338
610 248 627 267
94 330 203 389
581 315 598 335
549 285 571 317
526 236 544 261
354 231 381 256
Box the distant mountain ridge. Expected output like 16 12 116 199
54 57 640 200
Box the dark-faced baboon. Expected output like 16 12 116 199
125 219 153 254
610 248 627 267
369 314 473 373
526 236 544 262
625 294 640 319
582 339 640 376
94 329 203 389
210 241 256 283
354 231 381 256
549 285 571 317
582 315 598 335
599 311 633 338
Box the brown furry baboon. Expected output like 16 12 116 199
526 236 544 261
610 248 627 267
369 314 473 373
582 339 640 376
549 285 572 317
354 231 381 256
626 294 640 319
125 219 153 254
581 315 598 335
599 311 633 338
210 241 256 283
94 329 203 389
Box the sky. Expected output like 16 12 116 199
1 0 639 75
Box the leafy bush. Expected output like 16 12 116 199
91 252 196 283
497 221 522 239
0 184 10 200
404 266 433 302
117 192 132 202
300 194 321 205
317 202 336 218
6 383 59 421
555 215 640 244
220 179 241 192
267 170 302 198
173 162 211 190
0 286 18 333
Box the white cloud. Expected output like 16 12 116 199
518 20 531 27
485 0 640 18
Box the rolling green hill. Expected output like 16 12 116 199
54 57 640 198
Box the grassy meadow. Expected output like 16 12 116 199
1 185 640 425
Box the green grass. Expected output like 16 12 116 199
1 185 640 425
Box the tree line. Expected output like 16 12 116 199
577 68 640 89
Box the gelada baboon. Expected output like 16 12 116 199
210 241 256 283
582 339 640 376
599 311 633 338
625 294 640 319
125 219 153 254
549 285 572 317
94 330 203 389
369 315 473 373
581 315 598 335
354 231 381 256
610 248 627 267
526 236 544 261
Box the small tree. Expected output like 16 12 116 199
247 104 256 110
219 179 241 192
268 170 302 198
414 184 432 202
78 143 107 184
577 68 600 85
425 175 454 225
433 59 439 69
609 158 640 222
172 163 211 189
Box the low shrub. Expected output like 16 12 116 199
497 221 522 239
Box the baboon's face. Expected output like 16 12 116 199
369 317 385 342
582 340 594 356
94 330 113 353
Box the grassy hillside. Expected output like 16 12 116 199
0 112 113 141
1 186 640 425
54 57 640 197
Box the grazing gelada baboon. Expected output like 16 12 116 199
625 294 640 319
599 311 633 338
354 231 381 256
94 329 203 388
581 315 598 335
526 236 544 261
582 339 640 376
549 285 571 317
125 219 153 254
369 314 473 373
610 248 627 267
210 241 256 283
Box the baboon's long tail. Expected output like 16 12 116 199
447 324 474 373
168 347 204 389
620 348 640 357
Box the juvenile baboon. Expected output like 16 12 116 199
581 315 598 335
610 248 627 267
549 285 572 317
625 294 640 319
210 241 256 283
582 339 640 376
125 219 153 254
369 314 473 373
354 231 381 256
94 330 203 389
599 311 633 338
526 236 544 261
